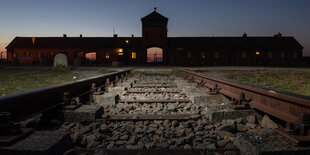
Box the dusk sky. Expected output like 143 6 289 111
0 0 310 57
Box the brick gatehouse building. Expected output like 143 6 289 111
6 9 304 66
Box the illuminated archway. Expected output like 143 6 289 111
147 47 163 63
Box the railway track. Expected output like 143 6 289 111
179 69 310 146
0 68 310 155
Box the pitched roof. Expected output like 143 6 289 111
141 11 168 22
6 37 142 49
167 37 303 50
6 36 303 50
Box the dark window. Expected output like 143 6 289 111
214 52 219 59
242 51 246 58
293 52 297 59
281 52 285 59
187 52 192 59
268 52 272 59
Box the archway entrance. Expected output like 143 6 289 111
147 47 163 64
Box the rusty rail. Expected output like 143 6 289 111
0 69 131 122
179 69 310 145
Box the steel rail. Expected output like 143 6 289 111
179 69 310 124
0 69 131 121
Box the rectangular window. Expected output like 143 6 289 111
268 52 272 59
132 52 136 59
187 52 192 59
201 52 206 59
24 52 30 56
105 52 110 59
281 52 285 59
214 52 219 59
242 51 246 58
293 52 297 59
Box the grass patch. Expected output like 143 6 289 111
0 69 83 96
196 70 310 96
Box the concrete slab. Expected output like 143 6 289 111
63 105 104 123
93 94 116 105
0 131 72 155
202 95 256 123
234 130 310 155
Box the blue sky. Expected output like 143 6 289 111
0 0 309 56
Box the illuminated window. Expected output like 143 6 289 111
132 52 136 59
118 48 123 53
125 40 129 44
105 52 110 59
242 51 246 58
256 51 260 55
118 52 123 55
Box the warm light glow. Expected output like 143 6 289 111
132 52 136 59
105 55 109 59
85 52 96 60
118 52 123 55
256 51 260 55
125 40 129 44
118 48 123 52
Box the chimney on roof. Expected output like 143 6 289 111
63 34 67 38
274 32 282 38
131 34 134 38
242 33 247 39
113 34 118 38
80 34 82 38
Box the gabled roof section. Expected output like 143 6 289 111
141 10 168 21
167 37 303 50
6 37 142 49
141 9 168 26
